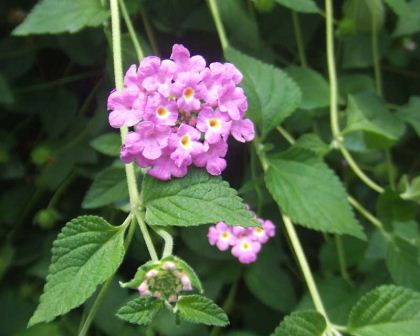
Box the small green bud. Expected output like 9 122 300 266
31 146 53 166
35 208 59 230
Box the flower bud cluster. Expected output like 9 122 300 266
207 216 276 264
138 261 192 302
107 44 255 180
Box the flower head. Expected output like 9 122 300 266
207 222 236 251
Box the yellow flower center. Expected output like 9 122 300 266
180 135 190 148
183 87 194 100
208 118 220 129
221 232 230 240
255 227 264 234
156 106 168 118
242 242 250 250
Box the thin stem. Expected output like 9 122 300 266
335 235 353 285
282 215 330 320
347 196 384 230
292 11 308 67
47 171 76 209
250 147 264 214
338 142 384 193
276 126 296 145
153 228 174 258
325 0 384 194
210 281 239 336
207 0 229 50
119 0 144 60
385 150 396 190
371 6 382 97
135 210 159 261
140 7 160 56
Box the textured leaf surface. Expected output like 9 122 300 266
397 96 420 138
286 66 329 110
265 148 365 239
143 169 258 227
343 93 405 147
225 48 301 138
348 285 420 336
274 0 319 13
394 0 420 36
116 297 162 326
271 310 326 336
176 295 229 326
90 133 121 156
82 167 128 209
13 0 109 35
386 236 420 291
29 216 126 326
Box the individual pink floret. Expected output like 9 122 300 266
193 140 227 176
108 89 145 128
218 86 248 120
230 119 255 143
196 107 231 144
135 121 171 160
144 93 178 126
207 222 236 251
171 71 205 112
147 147 189 180
169 124 205 167
231 238 261 264
170 44 206 73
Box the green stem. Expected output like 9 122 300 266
335 235 353 285
250 147 264 214
207 0 229 50
120 0 144 60
325 0 384 194
276 126 296 145
292 11 308 67
135 210 159 261
140 7 160 56
153 227 174 258
371 7 382 97
347 196 384 230
282 215 330 320
385 150 396 190
47 171 76 209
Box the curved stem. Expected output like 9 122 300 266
207 0 229 50
325 0 384 194
282 215 330 320
292 11 308 67
153 227 174 258
276 126 296 145
119 0 144 60
140 7 160 56
347 196 384 230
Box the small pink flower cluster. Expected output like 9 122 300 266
207 218 276 264
138 261 192 302
108 44 255 180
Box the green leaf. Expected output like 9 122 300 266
176 295 229 326
90 133 121 157
400 176 420 204
116 297 162 326
343 93 406 148
13 0 109 35
265 148 365 239
274 0 320 13
143 168 258 227
285 66 330 110
294 133 330 157
225 48 302 138
82 167 128 209
386 236 420 291
397 96 420 138
348 285 420 336
271 310 327 336
384 0 410 16
28 216 127 326
394 0 420 36
244 254 296 312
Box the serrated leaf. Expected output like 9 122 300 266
143 168 258 227
348 285 420 336
294 133 330 156
90 133 121 157
274 0 319 13
397 96 420 138
386 236 420 291
82 167 128 209
116 297 162 326
265 147 365 239
394 0 420 36
285 66 329 110
173 256 204 294
343 92 405 148
28 216 127 326
13 0 109 36
271 310 327 336
176 295 229 326
225 48 301 138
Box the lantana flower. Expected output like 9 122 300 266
107 44 255 180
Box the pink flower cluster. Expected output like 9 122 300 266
207 218 276 264
107 44 255 180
